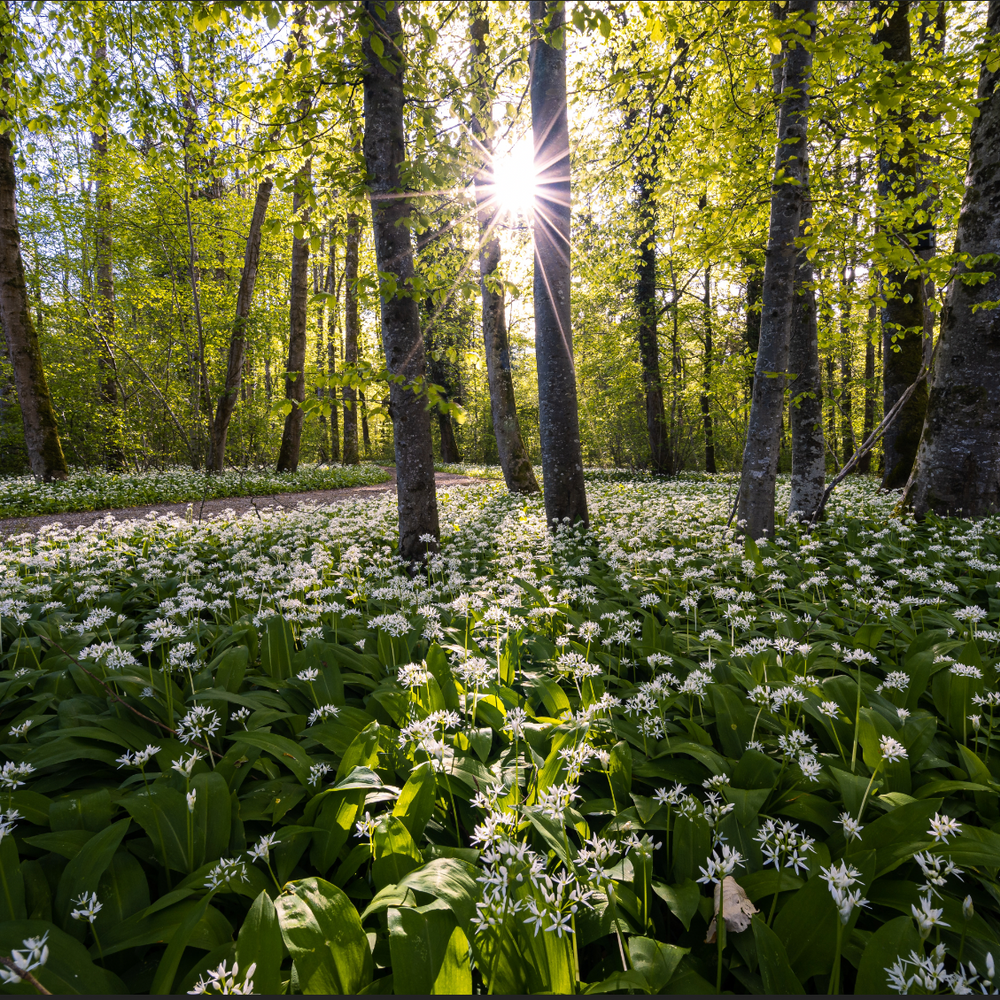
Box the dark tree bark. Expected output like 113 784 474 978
361 0 439 560
743 254 763 402
701 264 716 473
342 210 360 465
788 210 824 521
904 0 1000 517
314 237 328 464
0 1 67 481
470 7 539 493
872 0 931 488
737 0 815 538
636 164 670 474
419 226 463 465
840 265 856 466
276 160 311 473
91 35 124 471
208 179 272 471
529 0 588 529
857 304 877 473
326 220 340 463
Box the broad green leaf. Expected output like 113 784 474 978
652 878 701 931
0 834 26 921
628 935 687 992
150 892 213 995
54 816 130 927
235 890 284 995
275 877 372 994
387 902 472 994
392 761 437 839
753 915 805 994
854 914 922 994
228 728 314 786
0 920 127 994
261 615 294 680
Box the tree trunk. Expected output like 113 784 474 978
470 6 539 493
0 1 68 481
91 36 124 471
788 210 824 521
276 160 311 473
342 210 360 465
636 164 670 474
743 254 763 403
858 304 877 473
840 265 856 465
362 0 439 560
701 263 716 473
904 0 1000 518
314 237 327 464
208 178 272 471
873 0 930 488
326 219 340 463
737 0 815 538
529 0 588 529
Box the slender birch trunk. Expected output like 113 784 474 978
342 209 360 466
208 179 272 471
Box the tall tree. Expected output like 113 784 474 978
90 26 123 470
469 6 539 494
0 0 67 481
325 219 340 463
207 179 272 471
904 0 1000 518
788 208 824 520
872 0 932 488
737 0 816 538
276 6 312 474
361 0 439 560
529 0 588 528
701 263 716 474
341 208 361 466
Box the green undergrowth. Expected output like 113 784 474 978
1 475 999 994
0 464 391 519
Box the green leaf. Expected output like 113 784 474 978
363 858 479 927
753 915 805 994
261 615 294 680
235 890 284 995
773 875 839 981
372 816 422 889
0 920 127 994
276 877 372 994
628 936 687 992
392 761 437 839
229 729 314 787
854 914 922 994
54 816 130 926
387 902 472 994
149 892 214 995
0 834 26 920
608 740 632 811
652 878 701 931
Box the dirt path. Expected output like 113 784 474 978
0 470 485 538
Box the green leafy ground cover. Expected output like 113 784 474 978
1 473 999 994
0 464 391 518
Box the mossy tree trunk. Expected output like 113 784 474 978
904 0 1000 518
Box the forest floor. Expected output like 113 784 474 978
0 468 481 537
